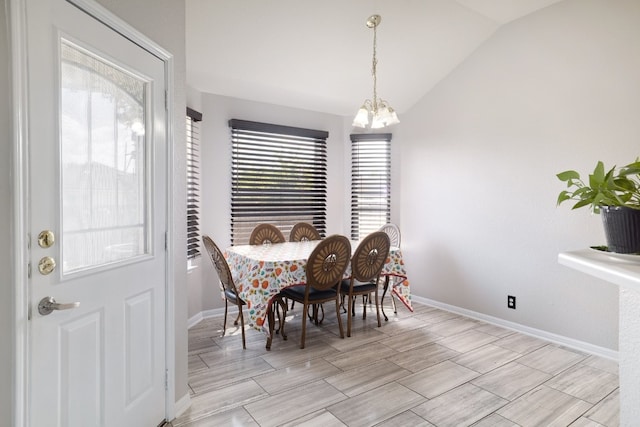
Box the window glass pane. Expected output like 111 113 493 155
60 39 147 274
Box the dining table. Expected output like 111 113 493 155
224 239 412 349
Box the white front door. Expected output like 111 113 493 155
25 0 168 425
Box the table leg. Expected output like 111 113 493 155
266 304 275 350
277 298 288 341
266 297 288 350
307 304 325 325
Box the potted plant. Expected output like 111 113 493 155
556 159 640 254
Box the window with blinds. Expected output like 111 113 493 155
229 119 328 245
187 107 202 259
350 133 392 240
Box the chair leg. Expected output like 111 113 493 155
335 297 344 339
347 295 353 338
374 289 381 327
308 304 316 324
340 295 347 313
307 304 325 325
222 299 228 337
300 303 308 349
234 311 241 326
266 304 275 351
237 303 246 349
380 276 390 321
317 304 325 324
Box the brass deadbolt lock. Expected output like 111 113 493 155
38 256 56 275
38 230 55 248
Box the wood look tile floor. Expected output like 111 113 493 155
174 301 619 427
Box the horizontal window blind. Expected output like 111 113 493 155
351 133 391 240
229 119 328 245
187 107 202 258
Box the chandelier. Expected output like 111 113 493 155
352 14 400 129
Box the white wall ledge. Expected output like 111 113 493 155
558 249 640 292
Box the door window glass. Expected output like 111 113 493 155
60 39 148 274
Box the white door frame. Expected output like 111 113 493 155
9 0 176 424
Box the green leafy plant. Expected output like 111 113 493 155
556 159 640 213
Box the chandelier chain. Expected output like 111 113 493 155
372 22 378 113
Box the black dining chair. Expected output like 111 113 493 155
280 235 351 348
340 231 390 337
202 235 247 349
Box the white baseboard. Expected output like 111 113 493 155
411 296 618 361
188 307 234 329
174 393 191 418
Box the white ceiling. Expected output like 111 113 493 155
186 0 563 117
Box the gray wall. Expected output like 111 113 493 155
1 0 14 421
399 0 640 351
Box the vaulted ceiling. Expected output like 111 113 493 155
186 0 564 116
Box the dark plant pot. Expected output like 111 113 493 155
601 206 640 254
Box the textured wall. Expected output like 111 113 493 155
399 0 640 350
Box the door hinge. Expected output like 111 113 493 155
164 90 168 111
165 369 169 391
165 232 168 251
27 262 32 279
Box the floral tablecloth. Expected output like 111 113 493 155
224 240 412 334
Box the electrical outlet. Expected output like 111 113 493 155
507 295 516 309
